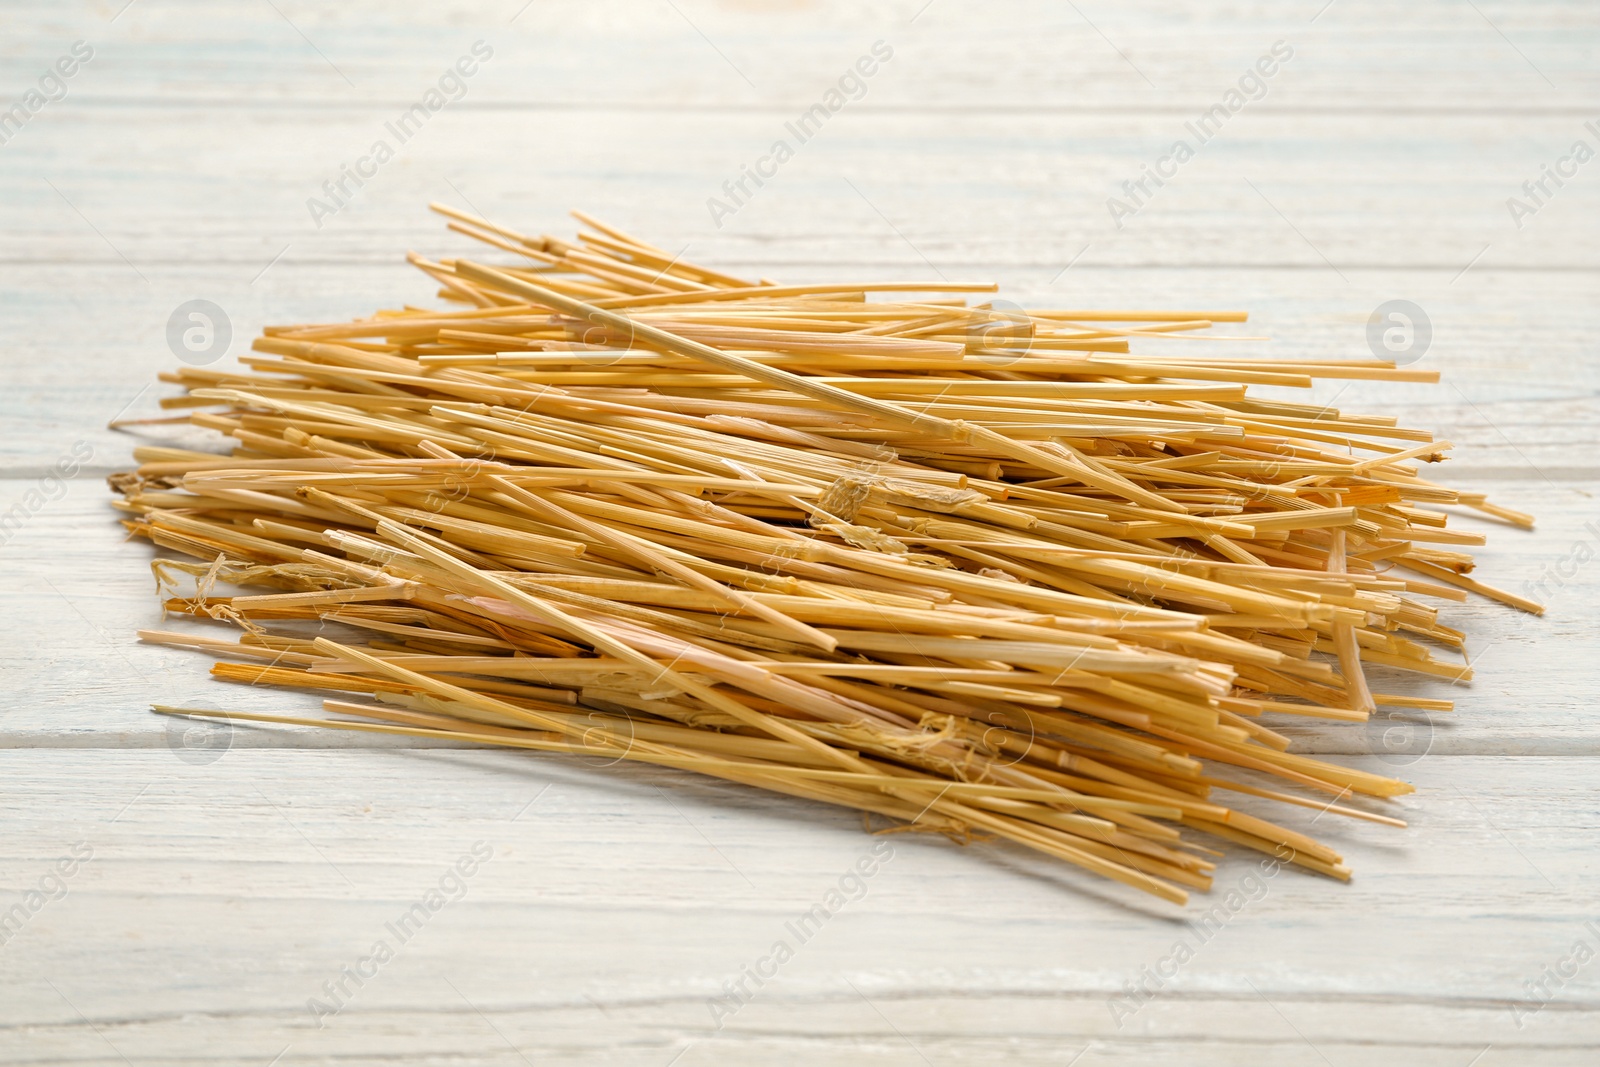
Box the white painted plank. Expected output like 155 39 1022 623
4 107 1596 270
2 263 1596 475
0 750 1594 1064
4 0 1595 110
0 479 1593 755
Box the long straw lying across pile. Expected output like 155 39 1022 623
114 204 1538 904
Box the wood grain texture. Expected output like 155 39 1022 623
1 750 1597 1065
2 1 1597 1063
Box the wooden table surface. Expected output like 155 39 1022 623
3 2 1598 1063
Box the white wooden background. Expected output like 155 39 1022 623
2 1 1598 1063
